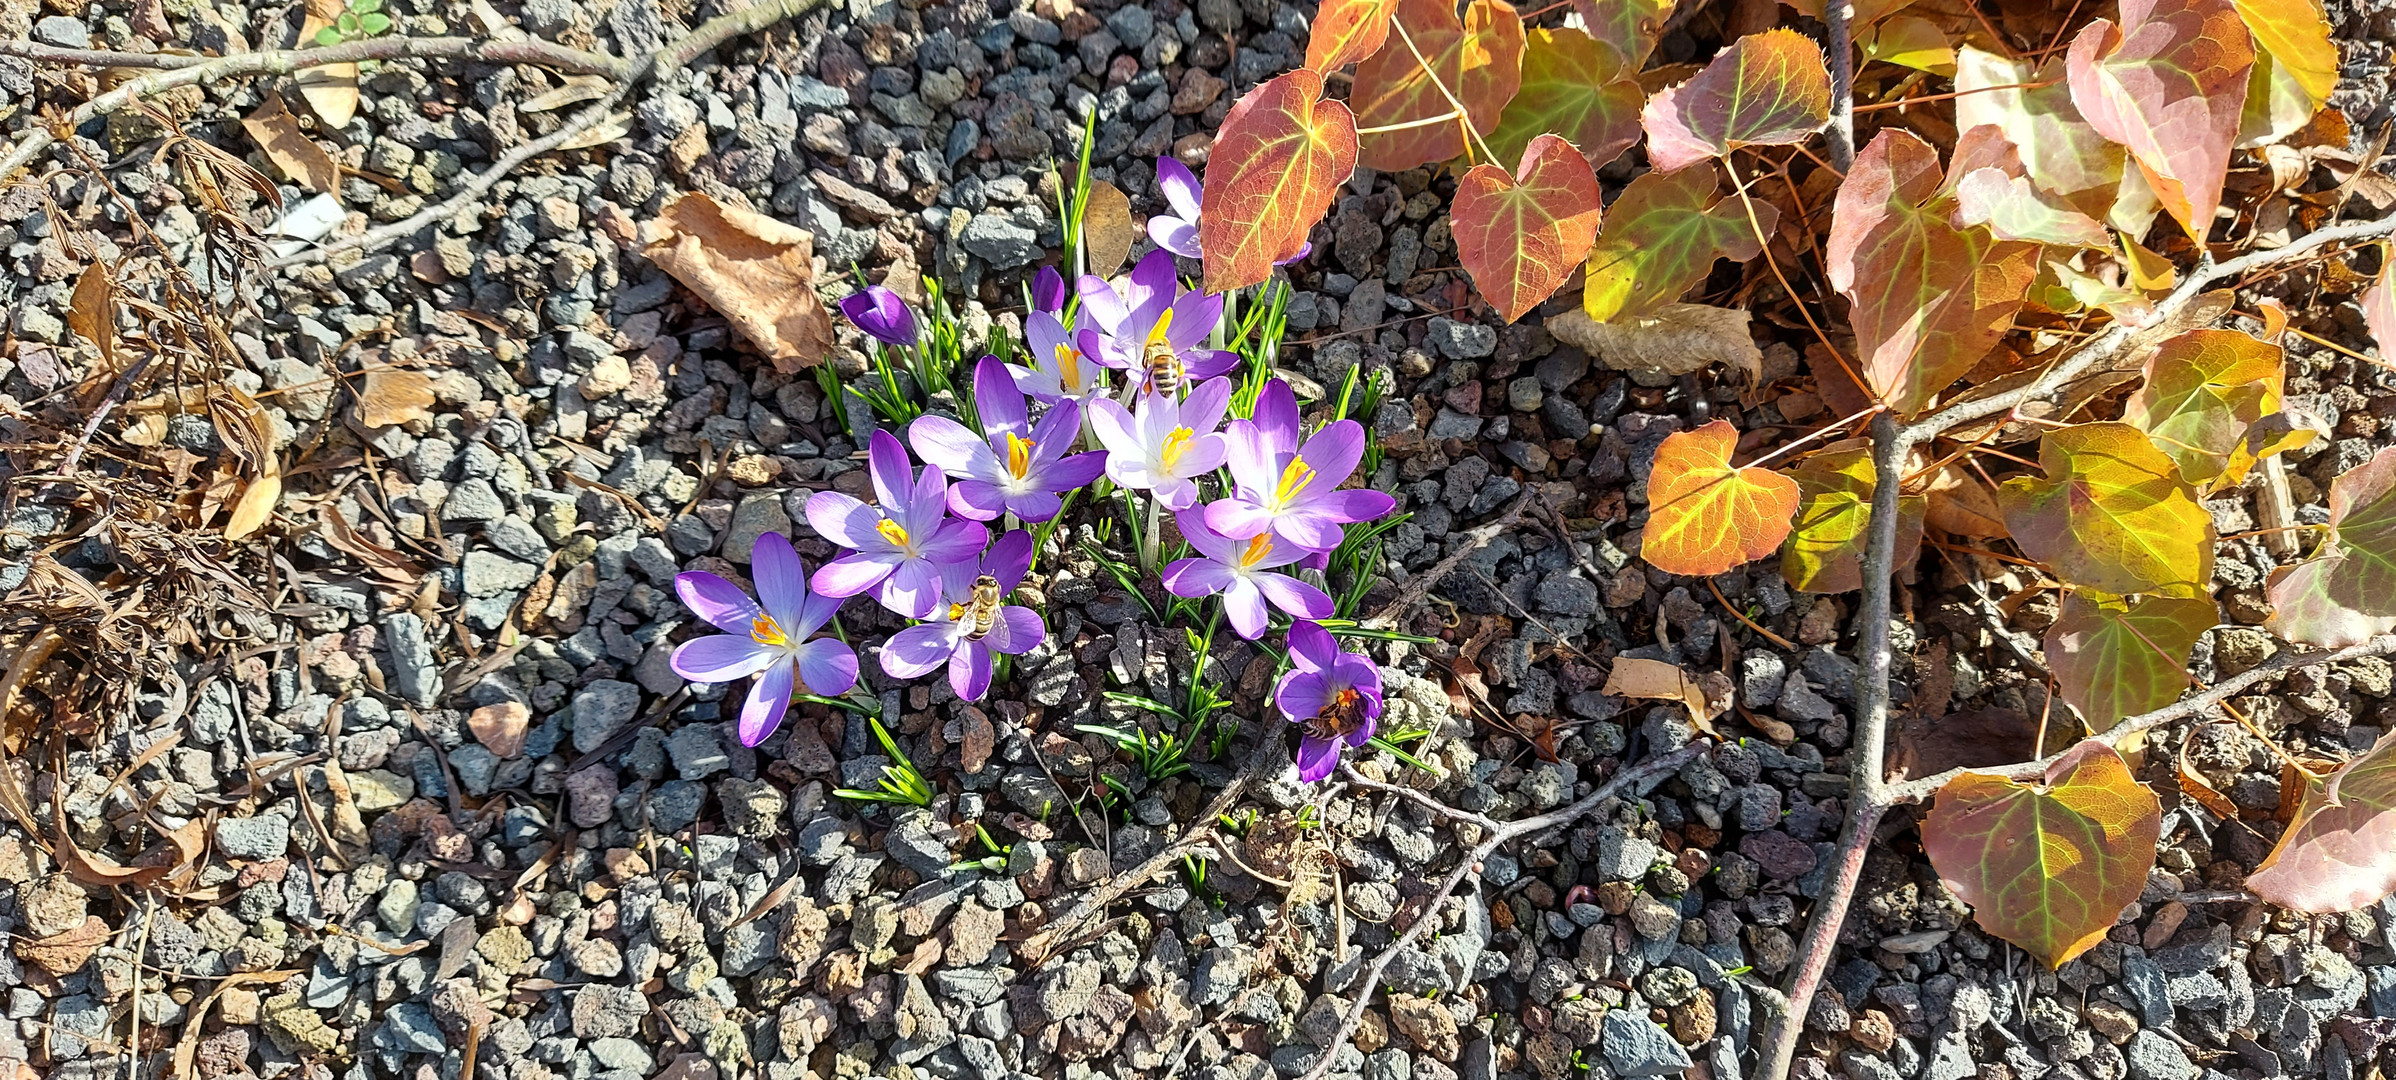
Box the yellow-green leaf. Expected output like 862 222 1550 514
2046 591 2217 731
1641 29 1831 172
1486 27 1644 172
1996 422 2216 595
1582 163 1769 324
2121 328 2283 491
1780 448 1926 594
2232 0 2336 146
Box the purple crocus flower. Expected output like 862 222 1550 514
806 429 990 618
1249 377 1301 460
839 284 917 348
671 531 859 747
1205 417 1397 552
1276 621 1383 782
910 356 1107 522
1076 250 1240 392
1090 375 1232 510
880 530 1045 701
1162 510 1335 639
1147 157 1310 266
1034 266 1070 314
1013 307 1112 405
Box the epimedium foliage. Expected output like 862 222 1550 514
1186 0 2396 965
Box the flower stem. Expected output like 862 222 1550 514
1142 490 1162 573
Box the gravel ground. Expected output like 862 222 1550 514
6 0 2396 1078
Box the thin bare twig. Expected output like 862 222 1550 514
1293 744 1706 1080
1820 0 1857 170
1364 493 1529 628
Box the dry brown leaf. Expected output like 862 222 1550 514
295 0 358 127
2176 729 2241 820
1602 656 1726 737
67 263 116 374
1920 461 2007 538
521 74 611 113
469 702 531 758
1888 706 2038 781
1546 303 1764 383
226 470 281 540
1082 180 1134 278
358 369 437 427
17 915 111 976
558 113 632 151
321 504 426 586
641 192 835 371
242 91 342 196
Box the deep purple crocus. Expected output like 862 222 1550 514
671 531 859 747
1205 417 1397 552
1034 266 1071 314
839 284 917 348
880 530 1045 701
1162 510 1335 639
910 356 1107 522
1275 621 1383 782
1147 157 1310 266
1248 378 1302 460
806 429 990 618
1076 250 1240 392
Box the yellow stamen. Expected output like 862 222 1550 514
1148 308 1176 344
1006 433 1037 479
1053 342 1082 390
1159 426 1193 471
1273 459 1316 506
1239 533 1275 569
876 518 911 547
948 602 966 621
750 614 788 647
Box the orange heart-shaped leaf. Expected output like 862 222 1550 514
1199 69 1360 294
2065 0 2253 241
1640 420 1801 577
1453 134 1603 323
1352 0 1525 172
1308 0 1400 70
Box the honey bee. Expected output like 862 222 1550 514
1143 339 1185 398
1303 687 1371 743
956 574 1003 640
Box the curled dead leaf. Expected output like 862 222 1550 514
641 192 835 372
1602 656 1728 736
1081 180 1135 278
294 0 358 127
67 263 117 374
241 91 341 196
357 369 437 428
1545 302 1764 383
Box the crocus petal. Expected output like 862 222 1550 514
1157 156 1202 219
1077 276 1131 333
983 530 1036 593
1005 489 1064 523
1173 508 1244 562
1272 512 1346 553
1277 668 1334 718
1185 349 1243 380
1253 380 1300 457
839 286 916 347
812 552 900 598
974 355 1031 440
1045 451 1109 491
1203 497 1277 541
905 464 953 539
1297 420 1368 491
868 429 914 512
1153 475 1200 511
1336 655 1386 708
1345 716 1377 747
1220 420 1280 496
1223 578 1271 640
1286 620 1339 673
672 635 777 683
792 639 860 696
951 641 994 700
1034 266 1069 313
916 519 992 563
1255 572 1336 621
1275 240 1315 266
795 586 847 637
1126 249 1178 313
1294 733 1342 782
738 660 796 747
1320 487 1399 524
750 530 810 632
1182 378 1235 436
1149 216 1201 259
676 571 762 633
1163 292 1222 351
948 480 1010 522
1168 433 1227 479
987 605 1047 654
879 559 943 619
881 623 959 678
1089 398 1139 457
805 492 888 551
910 415 1000 481
1162 556 1236 599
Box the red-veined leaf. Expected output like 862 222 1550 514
1640 419 1801 577
1568 0 1672 66
1826 128 2041 416
2265 555 2396 648
1780 448 1927 594
2364 243 2396 362
1954 47 2133 224
1309 0 1400 70
1452 134 1603 323
1486 27 1644 171
1923 738 2161 968
2232 0 2335 146
2247 731 2396 913
1953 167 2114 248
1581 163 1770 323
1640 29 1832 172
2066 0 2254 241
2322 447 2396 616
2046 591 2217 731
1352 0 1526 172
1996 422 2215 595
2120 328 2283 490
1198 70 1360 295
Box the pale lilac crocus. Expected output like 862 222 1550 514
1276 621 1383 782
1013 307 1112 405
910 356 1106 522
672 531 859 747
806 429 990 618
1090 375 1232 510
1147 157 1310 266
881 530 1045 701
1206 417 1397 552
1076 250 1240 392
839 284 917 347
1163 510 1335 639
